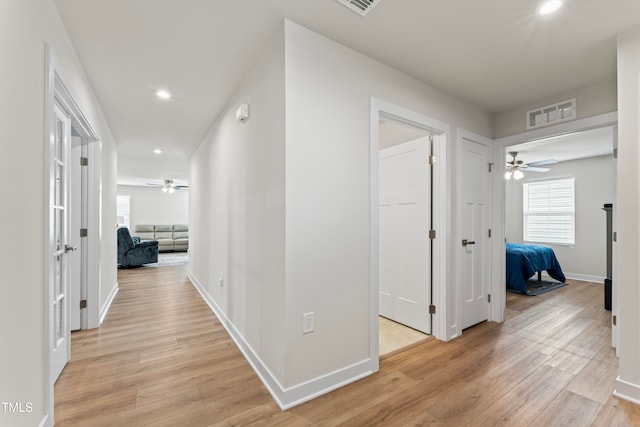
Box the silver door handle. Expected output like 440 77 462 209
462 239 476 247
65 244 77 253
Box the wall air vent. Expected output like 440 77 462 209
526 98 576 129
335 0 381 16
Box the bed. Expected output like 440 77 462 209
506 243 566 294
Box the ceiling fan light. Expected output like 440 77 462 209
513 169 524 180
162 187 168 193
504 170 512 180
168 187 175 194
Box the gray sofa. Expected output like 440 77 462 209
134 224 189 252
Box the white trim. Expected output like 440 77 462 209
614 376 640 405
38 415 50 427
187 272 374 409
99 283 119 325
370 97 452 341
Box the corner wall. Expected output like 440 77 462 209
281 19 491 395
614 24 640 404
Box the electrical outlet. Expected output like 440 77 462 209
302 312 314 334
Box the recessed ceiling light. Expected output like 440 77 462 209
538 0 562 15
153 148 163 154
156 89 171 99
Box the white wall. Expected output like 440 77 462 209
505 155 615 281
493 78 617 139
117 185 189 230
614 25 640 404
0 1 118 426
189 24 287 382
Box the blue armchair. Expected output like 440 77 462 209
117 227 159 267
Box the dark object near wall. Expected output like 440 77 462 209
603 203 613 311
117 227 159 267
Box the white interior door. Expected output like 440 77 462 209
379 138 431 334
51 103 72 382
460 137 491 329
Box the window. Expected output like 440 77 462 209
116 194 130 228
523 178 575 245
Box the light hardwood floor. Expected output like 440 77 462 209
55 267 640 426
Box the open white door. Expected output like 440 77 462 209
379 137 431 334
51 103 73 382
460 136 491 330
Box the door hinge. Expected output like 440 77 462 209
613 147 618 159
613 315 617 326
428 155 437 165
613 231 617 242
488 228 492 238
429 305 436 315
80 156 88 166
488 162 493 173
80 228 88 237
428 229 436 240
80 300 87 309
488 294 491 303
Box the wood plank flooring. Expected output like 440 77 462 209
55 268 640 426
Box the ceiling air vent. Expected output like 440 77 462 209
335 0 381 16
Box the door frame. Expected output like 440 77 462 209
370 97 451 368
44 44 101 426
491 111 618 327
455 129 494 335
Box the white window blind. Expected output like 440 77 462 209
116 194 131 228
523 178 575 245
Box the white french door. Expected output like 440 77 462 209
51 103 72 382
379 137 431 334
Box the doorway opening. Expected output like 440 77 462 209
493 112 618 350
370 98 451 368
44 45 102 426
377 116 433 356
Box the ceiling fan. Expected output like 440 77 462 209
145 179 189 193
505 151 556 180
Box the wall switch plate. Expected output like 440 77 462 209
302 312 314 334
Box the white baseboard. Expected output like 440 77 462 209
614 376 640 405
186 271 376 410
563 273 605 283
540 271 604 283
99 282 119 325
39 414 50 427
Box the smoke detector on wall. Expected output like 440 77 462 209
335 0 381 16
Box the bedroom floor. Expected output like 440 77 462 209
378 316 430 356
55 270 638 426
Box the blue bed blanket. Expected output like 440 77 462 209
506 243 566 293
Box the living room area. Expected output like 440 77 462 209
117 182 189 268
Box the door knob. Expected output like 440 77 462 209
462 239 476 247
64 244 77 253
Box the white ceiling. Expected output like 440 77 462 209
52 0 640 186
507 126 615 166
